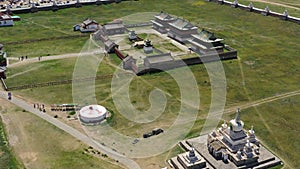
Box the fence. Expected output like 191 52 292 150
1 0 128 14
208 0 300 24
2 34 89 45
6 74 116 91
0 78 8 91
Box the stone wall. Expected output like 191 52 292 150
207 0 300 24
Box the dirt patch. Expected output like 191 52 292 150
19 152 38 164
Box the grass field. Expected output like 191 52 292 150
1 0 300 168
0 115 23 169
0 98 123 169
5 36 88 58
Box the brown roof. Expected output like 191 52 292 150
82 19 98 26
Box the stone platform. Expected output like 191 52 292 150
184 135 282 169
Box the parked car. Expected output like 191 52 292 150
143 132 153 138
152 128 164 135
143 128 164 138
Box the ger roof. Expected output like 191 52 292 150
169 18 197 30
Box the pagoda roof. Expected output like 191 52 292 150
169 18 198 30
199 29 217 40
191 30 224 43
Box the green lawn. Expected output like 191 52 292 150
5 36 88 58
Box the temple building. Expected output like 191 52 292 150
188 29 225 54
151 11 176 34
81 19 99 32
207 108 260 166
167 18 198 43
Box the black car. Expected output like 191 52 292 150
143 132 153 138
152 128 164 135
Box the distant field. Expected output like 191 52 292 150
0 116 23 169
1 0 300 168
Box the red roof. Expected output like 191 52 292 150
0 13 12 21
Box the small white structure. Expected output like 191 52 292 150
0 13 14 27
79 105 107 124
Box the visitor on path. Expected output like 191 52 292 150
7 92 12 100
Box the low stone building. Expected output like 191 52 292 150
102 20 125 35
144 53 174 69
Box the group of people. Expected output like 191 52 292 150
18 55 27 61
33 103 46 112
18 55 43 61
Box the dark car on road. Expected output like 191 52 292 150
143 128 164 138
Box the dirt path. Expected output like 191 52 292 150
251 0 300 10
7 50 103 68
